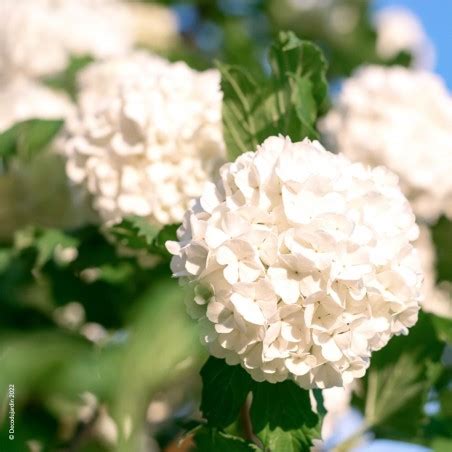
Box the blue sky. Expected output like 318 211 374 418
375 0 452 88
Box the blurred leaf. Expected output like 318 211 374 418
250 380 319 452
0 331 90 399
433 438 452 452
432 217 452 283
353 313 445 441
200 357 252 429
194 428 259 451
431 314 452 343
14 226 79 270
0 123 18 161
218 31 328 159
44 54 93 98
109 216 160 250
0 248 12 273
112 280 202 451
96 262 135 285
0 119 63 165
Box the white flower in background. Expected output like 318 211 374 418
55 0 134 61
0 76 73 133
374 6 435 70
320 66 452 223
63 52 225 226
74 52 168 114
168 136 422 389
0 0 133 78
416 225 452 319
288 0 333 11
126 2 179 51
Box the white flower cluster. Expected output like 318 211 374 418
375 7 435 70
416 226 452 319
0 0 134 78
63 52 225 226
168 136 422 389
0 76 73 133
74 52 167 114
320 66 452 223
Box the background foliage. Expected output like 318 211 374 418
0 1 451 451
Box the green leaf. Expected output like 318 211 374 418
218 31 328 159
108 216 160 250
250 380 319 452
353 313 445 441
0 123 19 160
108 217 179 260
0 248 13 273
194 427 259 452
432 217 452 282
44 54 93 98
0 119 63 164
200 357 253 429
14 226 79 270
34 229 79 269
432 438 452 452
218 64 262 157
312 388 326 417
431 314 452 343
149 223 179 258
268 30 329 130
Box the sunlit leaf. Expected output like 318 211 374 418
218 31 328 159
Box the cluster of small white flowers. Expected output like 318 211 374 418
416 225 452 319
74 52 168 115
168 136 422 389
0 0 134 78
0 76 73 133
320 66 452 223
374 7 435 70
62 52 225 226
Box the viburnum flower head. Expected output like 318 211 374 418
63 52 225 226
374 7 435 70
320 65 452 223
0 0 134 78
168 136 422 389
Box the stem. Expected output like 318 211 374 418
240 398 254 443
332 423 369 452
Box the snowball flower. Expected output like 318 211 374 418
62 52 225 226
320 66 452 223
0 0 133 78
168 136 422 389
74 52 168 114
0 76 73 133
374 7 435 70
